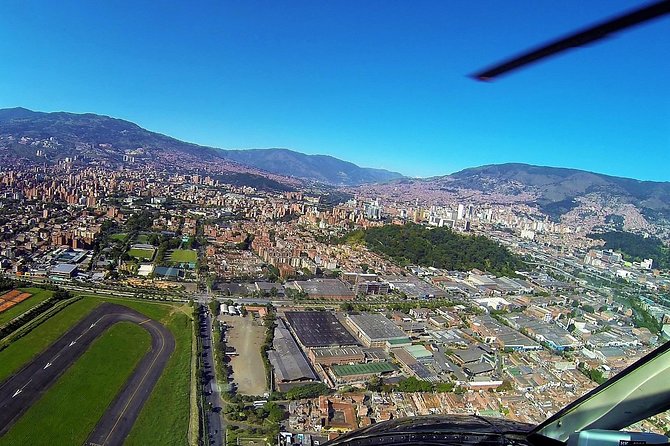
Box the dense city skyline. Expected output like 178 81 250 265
1 1 668 180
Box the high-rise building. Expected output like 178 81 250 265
457 204 465 220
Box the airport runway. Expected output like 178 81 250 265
0 303 175 445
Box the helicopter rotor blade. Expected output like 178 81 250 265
472 0 670 81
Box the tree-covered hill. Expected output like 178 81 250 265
588 231 670 269
347 223 525 277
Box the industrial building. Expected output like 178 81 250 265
49 263 78 278
285 311 359 348
291 279 355 301
345 313 408 348
353 281 390 295
341 272 390 296
470 315 541 351
268 319 319 391
389 347 438 382
308 347 365 366
329 362 397 384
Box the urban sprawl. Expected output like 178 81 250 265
2 160 670 445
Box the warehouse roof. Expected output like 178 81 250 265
50 263 78 275
347 313 407 342
285 311 359 347
404 344 433 359
294 279 354 297
269 320 318 383
331 361 396 377
311 346 364 359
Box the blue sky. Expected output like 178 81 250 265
1 1 668 180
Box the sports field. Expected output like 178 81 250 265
170 249 197 263
0 294 193 445
0 289 32 315
109 232 128 242
128 247 156 260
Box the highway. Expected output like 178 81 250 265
199 305 225 446
0 303 175 445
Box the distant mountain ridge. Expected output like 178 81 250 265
430 163 670 222
0 107 403 186
218 148 402 185
3 108 668 225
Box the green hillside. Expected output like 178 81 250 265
348 223 524 276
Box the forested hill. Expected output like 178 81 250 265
347 223 524 277
588 231 670 269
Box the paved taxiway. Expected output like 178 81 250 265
0 303 175 446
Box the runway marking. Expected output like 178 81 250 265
102 326 166 445
12 379 32 398
0 315 106 394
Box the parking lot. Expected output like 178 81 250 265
220 314 268 396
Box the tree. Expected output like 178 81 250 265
495 380 514 392
434 382 455 392
366 375 382 392
284 383 330 400
395 377 433 393
347 223 524 277
265 402 285 423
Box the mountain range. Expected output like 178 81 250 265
424 163 670 224
1 107 669 225
0 107 402 186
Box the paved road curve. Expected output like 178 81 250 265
0 303 175 445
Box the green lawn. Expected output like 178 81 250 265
109 232 129 242
128 247 156 260
135 234 150 244
125 310 193 445
170 249 197 263
0 289 52 326
95 295 175 321
0 297 101 382
0 323 151 446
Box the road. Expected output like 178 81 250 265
0 303 175 446
199 305 225 446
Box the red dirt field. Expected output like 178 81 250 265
0 301 17 313
0 290 21 301
10 293 32 304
